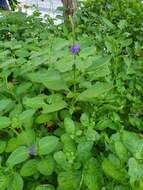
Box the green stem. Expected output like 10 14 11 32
77 172 84 190
73 55 76 93
69 15 77 93
9 126 19 136
69 15 75 44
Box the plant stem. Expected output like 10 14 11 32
73 55 76 93
69 15 77 93
77 172 84 190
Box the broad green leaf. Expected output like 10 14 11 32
0 173 9 190
5 138 19 153
38 136 59 155
35 184 55 190
35 114 53 124
15 82 32 96
128 158 143 190
0 50 10 59
87 55 110 70
0 140 6 154
61 134 76 154
102 155 127 183
19 109 35 128
86 128 100 142
42 100 67 114
80 113 90 127
7 146 29 167
114 140 128 162
55 55 73 72
8 173 23 190
134 140 143 160
54 151 68 169
27 70 67 90
76 57 93 72
23 96 46 110
64 117 75 135
87 56 111 79
15 49 29 58
118 20 128 30
58 171 81 190
77 82 112 101
0 99 14 113
17 129 36 146
53 38 69 51
77 140 93 162
20 159 38 177
37 156 55 176
0 116 11 130
128 158 143 179
101 17 115 29
79 46 96 58
95 119 115 130
84 158 103 190
121 130 140 154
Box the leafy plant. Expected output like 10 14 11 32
0 0 143 189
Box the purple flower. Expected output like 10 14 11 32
29 145 36 156
70 44 80 54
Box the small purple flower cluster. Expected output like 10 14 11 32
70 44 80 54
28 145 36 156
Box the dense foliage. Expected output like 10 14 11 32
0 0 143 189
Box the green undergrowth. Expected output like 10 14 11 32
0 0 143 189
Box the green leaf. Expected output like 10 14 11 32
5 138 19 153
17 129 36 146
79 46 96 58
84 158 103 190
86 128 100 142
102 155 127 183
58 171 81 190
54 151 68 169
0 173 9 190
0 140 6 154
38 136 59 155
128 158 143 190
35 114 53 124
0 99 14 113
77 140 93 162
27 70 67 91
118 20 128 30
0 116 11 130
53 38 69 51
8 173 23 190
20 159 38 177
80 113 90 127
87 56 111 79
6 146 29 167
128 157 143 179
42 100 67 114
121 130 140 154
55 55 73 73
19 109 35 128
134 140 143 160
61 134 76 154
64 117 75 135
77 82 112 101
101 17 115 29
35 184 55 190
23 96 46 110
114 140 128 162
15 82 32 96
37 156 55 176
